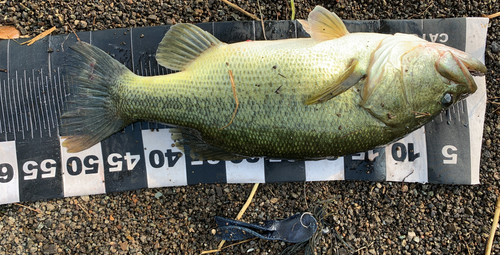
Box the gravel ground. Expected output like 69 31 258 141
1 0 500 254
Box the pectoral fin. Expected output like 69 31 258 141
305 59 364 105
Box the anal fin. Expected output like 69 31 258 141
170 127 247 161
305 59 364 105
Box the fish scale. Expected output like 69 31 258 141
117 35 387 159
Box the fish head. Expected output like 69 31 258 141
401 42 485 112
361 34 486 132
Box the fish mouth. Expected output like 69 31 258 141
436 49 486 94
456 52 487 79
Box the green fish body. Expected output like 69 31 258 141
61 6 486 160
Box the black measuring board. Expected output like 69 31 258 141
0 18 488 205
421 18 473 184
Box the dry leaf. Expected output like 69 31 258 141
0 26 20 39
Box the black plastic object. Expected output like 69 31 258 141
215 213 318 243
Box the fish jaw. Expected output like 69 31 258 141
361 36 486 134
434 44 486 96
400 43 485 119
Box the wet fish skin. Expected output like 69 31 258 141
61 6 486 160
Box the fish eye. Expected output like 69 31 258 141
441 93 454 108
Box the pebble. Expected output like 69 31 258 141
45 204 55 211
401 184 408 192
407 231 416 241
492 41 500 53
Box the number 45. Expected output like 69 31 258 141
108 152 141 172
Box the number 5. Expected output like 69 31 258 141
442 145 457 164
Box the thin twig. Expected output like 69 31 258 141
236 183 260 220
488 101 500 113
60 33 71 52
75 199 91 217
10 39 22 45
492 104 500 113
487 12 500 19
290 0 296 20
67 22 81 42
333 228 355 252
220 237 258 250
256 0 267 40
200 238 258 254
354 241 375 253
220 0 259 20
14 203 42 213
303 182 308 209
20 26 56 46
459 235 471 255
200 249 218 254
220 70 239 130
485 194 500 255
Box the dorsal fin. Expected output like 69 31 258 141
297 6 349 42
156 23 224 71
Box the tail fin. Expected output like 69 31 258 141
60 42 133 153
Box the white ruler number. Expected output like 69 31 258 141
191 160 220 165
108 152 141 172
352 150 379 161
22 159 57 180
442 145 458 164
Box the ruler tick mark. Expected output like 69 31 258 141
15 72 25 139
0 80 6 134
23 70 29 132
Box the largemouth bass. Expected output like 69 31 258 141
61 6 486 160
